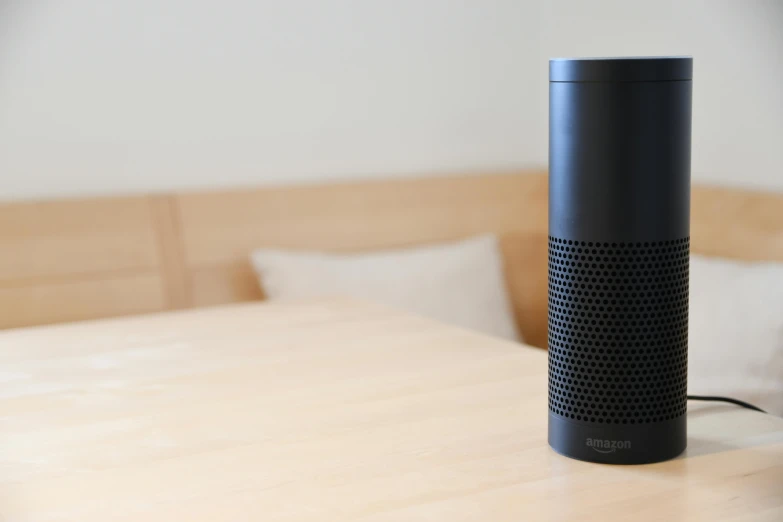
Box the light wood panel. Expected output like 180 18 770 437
0 274 166 329
177 171 549 264
0 196 160 282
691 184 783 261
0 196 174 329
190 261 264 306
1 299 781 521
500 231 549 348
149 196 192 309
178 171 550 344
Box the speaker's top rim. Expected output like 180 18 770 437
549 56 693 83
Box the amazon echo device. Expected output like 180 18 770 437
547 57 692 464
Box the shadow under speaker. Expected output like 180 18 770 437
547 57 692 464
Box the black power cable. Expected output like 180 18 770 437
687 394 767 414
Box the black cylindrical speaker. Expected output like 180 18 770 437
547 57 692 464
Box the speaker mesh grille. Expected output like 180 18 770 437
548 237 689 425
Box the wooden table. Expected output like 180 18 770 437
1 299 782 521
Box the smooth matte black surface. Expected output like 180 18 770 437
549 79 692 242
547 57 692 465
550 56 692 82
548 413 686 465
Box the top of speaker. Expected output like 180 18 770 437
550 56 692 83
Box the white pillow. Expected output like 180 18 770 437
689 254 783 416
250 235 520 341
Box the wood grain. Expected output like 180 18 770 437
0 299 780 521
149 196 192 309
500 231 549 348
0 196 167 329
190 261 264 307
0 273 166 329
176 171 549 265
0 196 160 282
691 184 783 261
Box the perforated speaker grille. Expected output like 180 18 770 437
548 237 689 425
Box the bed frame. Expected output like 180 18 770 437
2 170 781 348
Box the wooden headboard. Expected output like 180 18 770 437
2 170 782 348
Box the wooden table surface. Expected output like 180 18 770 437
1 299 782 521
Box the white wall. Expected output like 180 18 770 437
0 0 781 201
